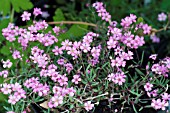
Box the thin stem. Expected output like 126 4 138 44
84 92 109 100
48 21 97 27
10 8 14 23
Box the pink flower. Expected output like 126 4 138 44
150 34 160 43
0 70 9 78
11 82 22 91
142 24 151 34
73 41 81 49
7 111 15 113
144 82 153 91
107 39 118 49
151 99 168 110
111 57 126 67
51 96 63 107
53 26 60 35
52 46 63 55
108 71 126 85
64 63 73 73
83 35 93 44
41 11 50 18
115 74 126 85
91 47 101 58
158 13 167 21
2 59 12 68
84 101 94 111
1 83 12 94
66 87 76 97
151 99 162 110
12 50 22 60
53 86 62 95
108 73 115 81
160 100 168 110
61 40 72 50
33 8 42 16
57 59 65 65
161 93 170 101
8 95 18 105
80 43 91 53
58 74 68 86
149 54 157 60
48 101 54 108
21 11 31 21
150 89 158 97
72 75 81 84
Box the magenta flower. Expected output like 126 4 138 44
144 82 153 91
33 8 42 16
12 50 22 60
21 11 31 21
151 99 162 110
72 75 81 84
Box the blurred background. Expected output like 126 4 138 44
0 0 170 112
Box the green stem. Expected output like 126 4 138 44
10 8 14 23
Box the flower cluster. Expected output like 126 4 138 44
151 59 169 77
0 83 26 105
92 2 111 21
24 77 50 96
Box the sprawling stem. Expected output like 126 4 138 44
48 21 97 27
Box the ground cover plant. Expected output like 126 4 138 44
0 1 170 113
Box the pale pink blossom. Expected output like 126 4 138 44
144 82 153 91
84 101 94 111
21 11 31 21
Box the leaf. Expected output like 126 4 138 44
57 24 88 45
135 68 145 76
140 51 145 65
132 104 138 113
129 90 141 97
161 0 170 11
0 46 11 56
0 0 33 16
10 0 33 13
0 19 10 42
53 8 65 21
0 0 10 16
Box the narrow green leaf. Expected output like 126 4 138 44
129 90 141 97
135 68 145 76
